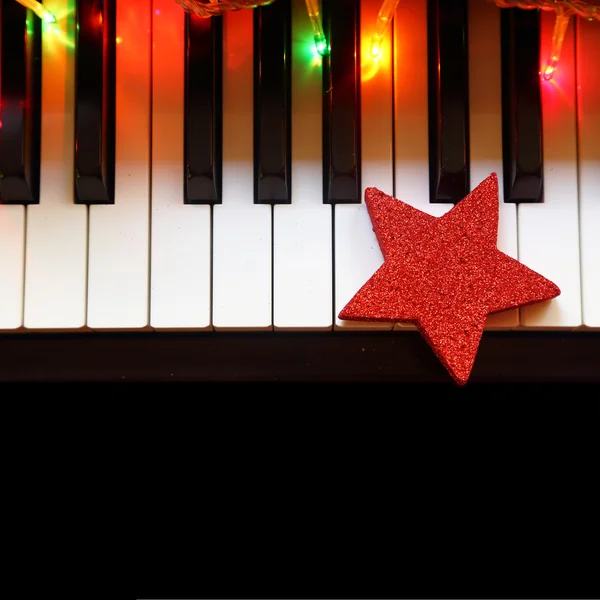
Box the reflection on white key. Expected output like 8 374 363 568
87 0 151 329
468 0 518 329
519 11 581 328
335 0 393 331
24 0 87 330
0 60 25 330
273 0 332 331
392 0 449 332
213 9 271 331
577 17 600 328
150 0 211 330
0 205 24 330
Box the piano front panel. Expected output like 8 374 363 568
0 0 599 381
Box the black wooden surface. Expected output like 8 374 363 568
0 329 599 382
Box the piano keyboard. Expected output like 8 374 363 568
0 0 599 333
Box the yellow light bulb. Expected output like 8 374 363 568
369 0 399 61
370 38 381 58
15 0 55 23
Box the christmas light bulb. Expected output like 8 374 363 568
315 38 329 56
15 0 55 23
491 0 600 81
541 9 570 81
305 0 329 56
370 39 381 58
370 0 399 58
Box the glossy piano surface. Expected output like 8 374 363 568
0 0 599 382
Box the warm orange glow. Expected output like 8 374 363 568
541 69 571 104
225 9 253 71
361 55 380 82
115 0 151 164
41 0 74 170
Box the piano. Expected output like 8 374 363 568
0 0 599 382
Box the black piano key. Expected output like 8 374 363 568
74 0 116 205
185 12 222 204
253 0 291 204
500 8 543 203
0 0 42 205
322 0 361 204
427 0 470 204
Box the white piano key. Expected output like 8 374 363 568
24 1 88 330
334 0 393 331
577 17 600 328
213 8 271 331
518 11 582 328
150 0 212 330
87 0 152 330
273 0 332 331
468 0 518 329
391 0 449 332
0 206 25 330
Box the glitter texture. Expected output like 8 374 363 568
338 173 561 385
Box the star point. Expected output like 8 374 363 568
338 174 560 385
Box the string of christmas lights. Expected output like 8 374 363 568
22 0 597 83
174 0 275 17
370 0 599 79
494 0 600 79
173 0 599 80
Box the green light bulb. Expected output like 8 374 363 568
315 35 329 57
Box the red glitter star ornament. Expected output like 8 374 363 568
338 173 560 385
